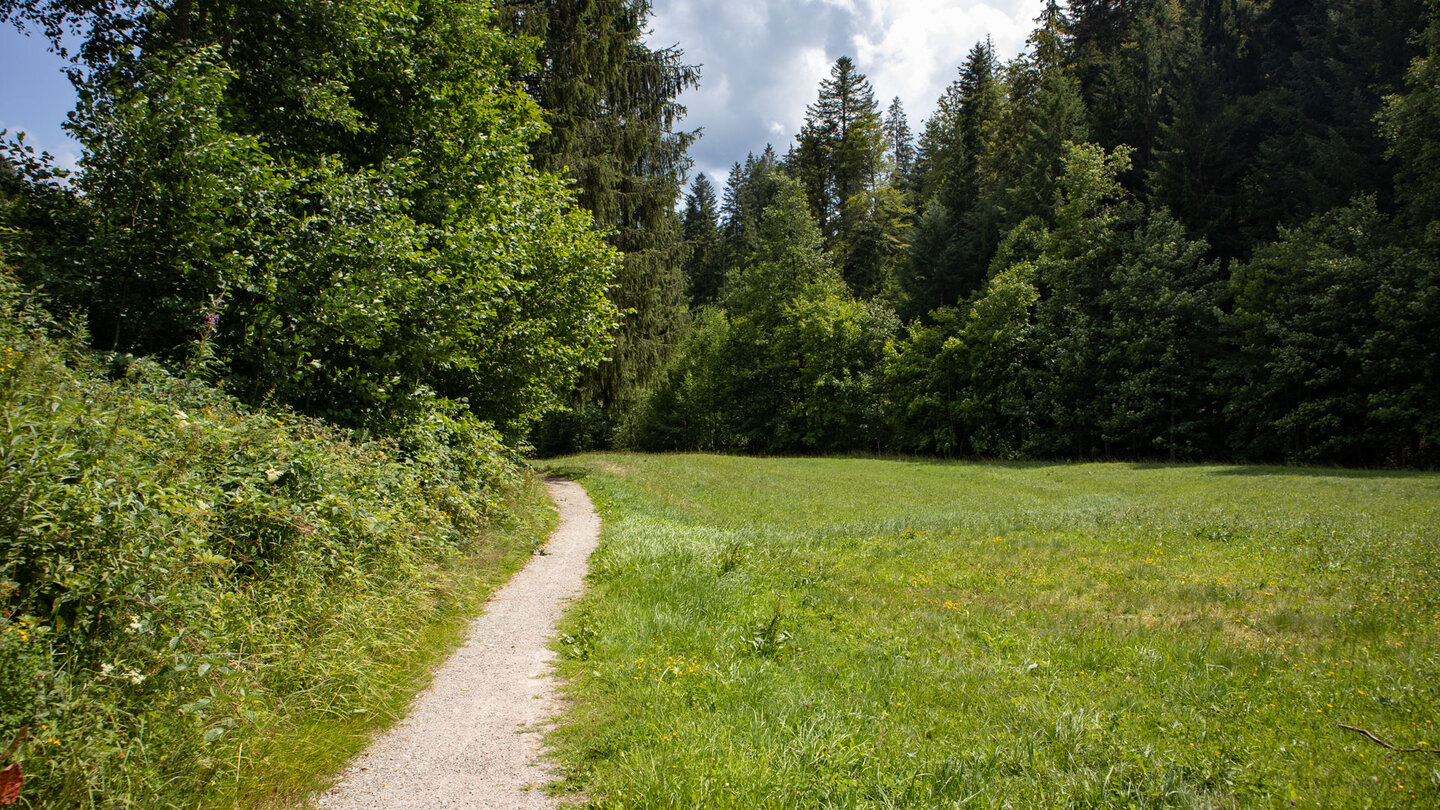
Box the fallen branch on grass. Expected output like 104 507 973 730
1338 723 1440 755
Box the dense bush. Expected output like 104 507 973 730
1225 199 1440 464
885 144 1228 460
633 176 898 454
0 270 547 806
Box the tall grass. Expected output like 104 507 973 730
0 273 553 808
542 454 1440 808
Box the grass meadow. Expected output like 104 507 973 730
536 455 1440 808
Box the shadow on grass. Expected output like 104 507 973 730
1202 464 1431 480
532 464 593 481
534 451 1435 480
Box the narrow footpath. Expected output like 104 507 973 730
318 479 600 809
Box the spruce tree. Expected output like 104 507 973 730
1380 0 1440 231
502 0 699 444
905 39 1003 316
1144 0 1248 257
1070 0 1189 188
717 148 784 279
882 96 915 189
993 1 1089 224
681 173 722 305
1238 0 1423 248
794 56 886 244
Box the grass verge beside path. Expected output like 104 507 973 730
539 454 1440 808
245 479 555 808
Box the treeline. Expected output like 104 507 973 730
636 0 1440 466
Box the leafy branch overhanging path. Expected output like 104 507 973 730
319 479 600 809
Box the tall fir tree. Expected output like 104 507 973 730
793 57 887 261
1069 0 1184 185
992 0 1089 224
882 96 915 189
1143 0 1249 257
908 38 1004 316
1380 0 1440 231
717 147 787 276
681 173 722 305
502 0 699 447
913 74 962 203
916 40 999 211
1237 0 1423 248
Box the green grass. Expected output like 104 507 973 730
538 454 1440 809
225 480 555 808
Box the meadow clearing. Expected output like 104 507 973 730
537 455 1439 808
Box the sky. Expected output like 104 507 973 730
648 0 1047 188
0 0 1047 181
0 24 82 170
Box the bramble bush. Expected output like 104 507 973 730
0 269 544 807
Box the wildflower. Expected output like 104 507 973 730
265 467 282 483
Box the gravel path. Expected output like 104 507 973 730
318 479 599 809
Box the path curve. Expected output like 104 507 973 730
318 478 598 809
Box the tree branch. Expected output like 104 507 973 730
1338 723 1440 755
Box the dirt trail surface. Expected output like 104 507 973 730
318 479 599 810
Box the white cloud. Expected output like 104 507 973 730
786 45 837 122
648 1 1048 189
852 1 1039 123
809 0 862 13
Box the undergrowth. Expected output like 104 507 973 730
0 271 553 808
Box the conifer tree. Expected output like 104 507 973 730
724 175 839 322
1143 0 1247 257
905 39 1003 316
1380 0 1440 231
794 56 886 242
717 148 784 278
681 173 722 305
840 183 911 301
1070 0 1188 187
1237 0 1423 249
882 96 915 188
920 40 999 214
502 0 699 444
900 200 962 318
993 1 1089 223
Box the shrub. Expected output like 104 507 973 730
0 269 540 806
